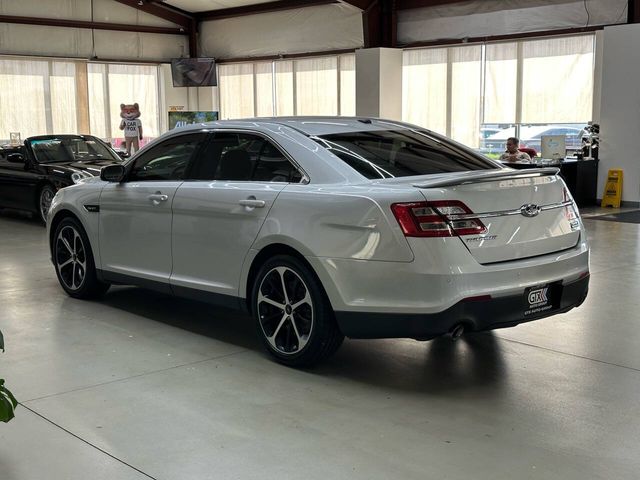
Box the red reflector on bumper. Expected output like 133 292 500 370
463 295 492 302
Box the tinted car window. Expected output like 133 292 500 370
315 129 497 179
191 132 303 183
29 136 121 163
129 134 205 181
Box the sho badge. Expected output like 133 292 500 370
528 287 548 306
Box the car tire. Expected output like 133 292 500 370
38 184 56 225
251 255 344 367
52 217 110 299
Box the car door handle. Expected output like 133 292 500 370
238 199 266 208
148 193 168 203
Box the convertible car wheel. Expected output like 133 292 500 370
53 217 110 299
252 255 344 367
39 185 55 224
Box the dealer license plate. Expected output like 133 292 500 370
523 282 562 317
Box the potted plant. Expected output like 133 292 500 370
0 330 18 422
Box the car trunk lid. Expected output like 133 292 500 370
389 168 581 264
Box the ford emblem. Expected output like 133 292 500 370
520 203 541 218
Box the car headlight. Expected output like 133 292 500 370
71 171 93 184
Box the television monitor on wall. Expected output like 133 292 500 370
168 111 219 130
171 58 217 87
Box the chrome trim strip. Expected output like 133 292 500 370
446 201 573 220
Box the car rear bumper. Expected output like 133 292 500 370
307 234 589 314
334 274 589 339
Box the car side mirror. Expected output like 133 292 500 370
101 164 126 182
6 153 24 163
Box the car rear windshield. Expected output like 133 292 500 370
315 129 497 179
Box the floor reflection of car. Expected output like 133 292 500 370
48 117 590 367
0 135 123 223
481 125 586 156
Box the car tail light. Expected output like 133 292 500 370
562 187 580 228
390 201 486 238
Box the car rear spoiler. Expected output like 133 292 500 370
412 167 560 189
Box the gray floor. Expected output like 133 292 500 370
0 207 639 480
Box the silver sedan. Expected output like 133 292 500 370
47 117 590 366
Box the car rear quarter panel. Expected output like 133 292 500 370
253 183 422 262
239 183 424 302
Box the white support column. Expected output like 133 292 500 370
43 61 53 134
599 24 640 206
355 48 402 120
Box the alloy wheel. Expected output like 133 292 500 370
256 266 314 355
55 225 87 291
40 187 54 222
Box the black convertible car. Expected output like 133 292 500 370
0 135 123 223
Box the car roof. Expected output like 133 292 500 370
252 117 411 136
134 116 501 185
169 117 412 137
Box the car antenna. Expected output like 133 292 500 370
357 118 372 124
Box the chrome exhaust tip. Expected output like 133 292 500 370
450 324 465 340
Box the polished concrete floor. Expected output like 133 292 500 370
0 207 639 479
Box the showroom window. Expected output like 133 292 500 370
255 62 275 118
0 58 72 141
295 57 338 115
339 55 356 116
50 62 79 134
218 63 255 119
450 46 482 149
275 61 295 116
0 57 161 145
402 34 595 155
218 54 356 119
88 63 161 143
484 42 518 125
87 63 109 139
402 48 448 136
521 36 594 124
403 45 482 147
